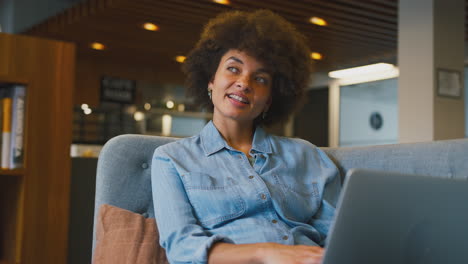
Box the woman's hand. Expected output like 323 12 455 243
258 243 324 264
208 242 324 264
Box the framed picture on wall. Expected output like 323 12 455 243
437 69 462 98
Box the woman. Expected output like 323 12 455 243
152 10 341 264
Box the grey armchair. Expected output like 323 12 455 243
92 134 468 260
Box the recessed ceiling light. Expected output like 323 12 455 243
309 17 327 26
213 0 230 5
310 52 323 60
91 42 105 50
175 56 186 63
143 22 159 31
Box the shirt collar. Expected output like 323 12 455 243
251 125 272 154
200 121 227 156
200 121 272 156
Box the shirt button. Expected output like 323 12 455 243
248 175 254 179
272 220 278 224
260 194 267 200
282 235 289 240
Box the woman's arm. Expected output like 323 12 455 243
307 147 342 246
152 148 233 264
208 242 324 264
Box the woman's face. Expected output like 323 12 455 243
209 49 272 125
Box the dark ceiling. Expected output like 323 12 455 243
26 0 401 75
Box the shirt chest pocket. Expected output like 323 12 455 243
273 173 321 223
181 172 246 228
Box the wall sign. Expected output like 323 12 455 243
100 76 136 104
369 112 383 130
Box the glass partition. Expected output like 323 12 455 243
339 78 398 146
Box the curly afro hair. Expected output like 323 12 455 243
183 9 312 126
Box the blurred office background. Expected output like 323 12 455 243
2 0 466 151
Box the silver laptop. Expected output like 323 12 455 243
322 168 468 264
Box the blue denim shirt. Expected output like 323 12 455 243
152 121 341 264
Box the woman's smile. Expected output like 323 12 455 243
226 93 250 106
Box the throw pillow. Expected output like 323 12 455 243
93 204 168 264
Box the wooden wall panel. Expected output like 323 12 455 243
0 34 14 76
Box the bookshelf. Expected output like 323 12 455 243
0 169 24 176
0 33 75 264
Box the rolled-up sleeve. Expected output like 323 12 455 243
151 147 233 264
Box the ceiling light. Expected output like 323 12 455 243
175 56 186 63
177 104 185 112
310 52 323 60
329 63 399 85
144 103 151 110
134 111 145 121
329 63 395 79
84 108 92 115
91 42 105 50
166 100 175 109
143 23 159 31
309 17 327 26
213 0 230 5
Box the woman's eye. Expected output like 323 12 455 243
255 76 268 84
227 67 239 73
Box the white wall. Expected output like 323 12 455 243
339 78 398 146
399 0 465 142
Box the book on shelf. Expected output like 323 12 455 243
0 98 3 166
1 95 11 169
9 85 26 169
0 84 26 170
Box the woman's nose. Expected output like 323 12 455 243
235 75 251 91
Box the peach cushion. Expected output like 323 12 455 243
93 204 168 264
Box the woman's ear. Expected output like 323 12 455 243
208 79 214 100
208 76 215 91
